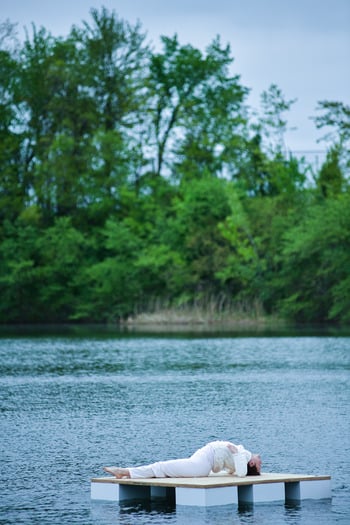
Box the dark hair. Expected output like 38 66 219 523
247 462 260 476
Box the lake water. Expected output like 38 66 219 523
0 326 349 524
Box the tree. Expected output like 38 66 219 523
34 217 89 320
73 219 143 321
0 219 40 321
216 185 261 301
169 176 231 304
276 193 350 322
72 7 149 220
235 84 305 197
313 100 350 177
19 27 92 222
0 22 27 222
257 83 297 156
317 146 344 197
236 134 306 196
172 37 248 182
1 11 349 325
144 35 247 180
0 216 89 322
16 8 149 226
74 6 148 131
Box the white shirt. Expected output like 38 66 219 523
209 440 252 477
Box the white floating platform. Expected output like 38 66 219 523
91 472 331 507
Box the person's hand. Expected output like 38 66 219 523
226 444 238 454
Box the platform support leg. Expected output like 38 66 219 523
285 481 300 501
119 485 150 501
151 486 168 499
237 485 253 503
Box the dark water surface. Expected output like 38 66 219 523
0 327 349 524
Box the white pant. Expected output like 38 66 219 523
129 444 214 478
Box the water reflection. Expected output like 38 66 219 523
90 499 333 525
1 322 350 338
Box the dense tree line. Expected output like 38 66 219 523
0 8 349 324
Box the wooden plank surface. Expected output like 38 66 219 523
91 472 331 489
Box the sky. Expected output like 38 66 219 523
2 0 350 160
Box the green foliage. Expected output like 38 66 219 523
237 135 307 196
277 193 350 322
317 146 344 197
146 34 247 178
135 244 187 300
0 217 89 322
169 177 232 301
35 218 89 319
0 221 39 321
0 40 26 221
313 101 350 182
0 7 349 325
72 219 143 321
258 83 297 155
216 186 260 297
313 101 350 152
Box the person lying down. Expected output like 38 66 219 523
103 440 262 479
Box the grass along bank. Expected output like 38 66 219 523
122 299 285 328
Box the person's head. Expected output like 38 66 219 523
247 454 262 475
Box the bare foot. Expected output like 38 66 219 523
103 467 130 479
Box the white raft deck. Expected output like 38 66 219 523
91 472 331 507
